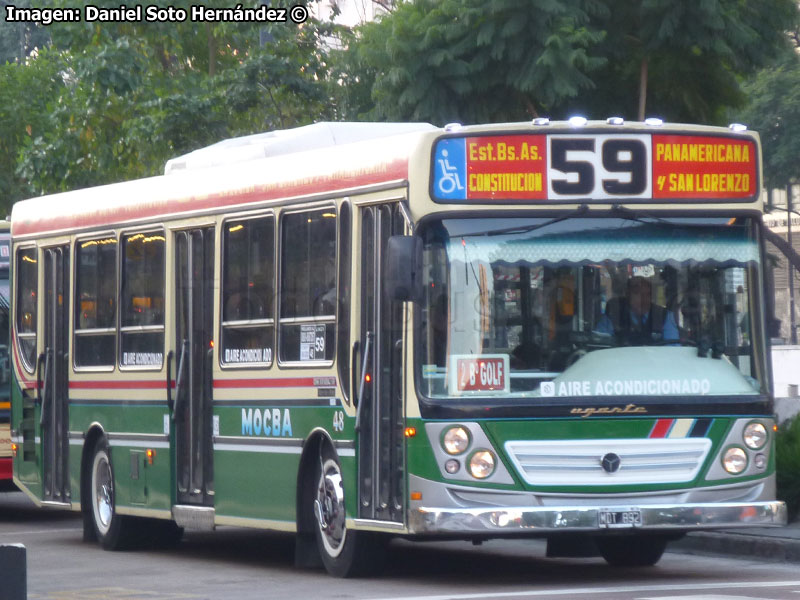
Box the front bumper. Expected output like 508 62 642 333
409 501 787 535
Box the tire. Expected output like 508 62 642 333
596 534 668 567
311 452 386 577
88 437 140 550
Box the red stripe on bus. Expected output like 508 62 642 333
13 161 408 236
213 378 318 389
649 419 674 438
69 380 166 390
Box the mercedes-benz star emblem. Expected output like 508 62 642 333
601 452 622 473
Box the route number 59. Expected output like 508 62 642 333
548 135 652 200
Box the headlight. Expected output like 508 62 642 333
468 450 496 479
442 426 470 455
743 422 768 450
722 447 748 474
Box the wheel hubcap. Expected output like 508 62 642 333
92 451 113 534
315 459 346 556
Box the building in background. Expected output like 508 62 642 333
764 187 800 405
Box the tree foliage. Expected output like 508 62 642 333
0 0 338 212
731 47 800 190
338 0 608 123
338 0 798 126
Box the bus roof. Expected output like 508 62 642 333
11 122 437 238
11 120 760 238
163 122 436 174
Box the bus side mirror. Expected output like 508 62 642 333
385 235 423 302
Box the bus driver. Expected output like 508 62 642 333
597 276 679 343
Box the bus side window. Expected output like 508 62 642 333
119 231 165 369
279 208 337 363
15 247 37 372
74 236 117 368
220 216 275 367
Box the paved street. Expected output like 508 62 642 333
2 491 800 600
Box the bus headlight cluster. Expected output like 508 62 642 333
743 422 768 450
440 427 498 479
442 426 470 455
468 451 496 479
720 421 768 475
722 447 748 475
708 419 773 481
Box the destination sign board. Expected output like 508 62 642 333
431 132 758 203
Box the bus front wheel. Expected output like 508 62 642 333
311 452 386 577
596 534 668 567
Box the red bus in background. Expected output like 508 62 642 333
0 221 12 487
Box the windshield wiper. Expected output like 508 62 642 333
473 204 590 237
609 204 671 225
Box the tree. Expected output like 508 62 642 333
0 47 63 213
585 0 798 122
338 0 798 126
0 0 51 64
2 0 339 207
731 47 800 191
336 0 607 124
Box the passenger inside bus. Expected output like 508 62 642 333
596 276 679 344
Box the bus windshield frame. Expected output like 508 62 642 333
416 214 768 411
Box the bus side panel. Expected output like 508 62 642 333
11 378 40 495
68 404 173 512
212 403 354 524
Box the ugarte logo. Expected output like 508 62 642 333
570 403 648 418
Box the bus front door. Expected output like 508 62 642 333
357 203 405 524
41 245 70 504
172 228 215 515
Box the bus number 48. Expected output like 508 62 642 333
333 410 344 432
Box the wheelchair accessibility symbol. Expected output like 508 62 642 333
437 150 464 194
433 139 467 200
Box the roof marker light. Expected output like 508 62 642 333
444 122 462 132
532 117 551 126
645 117 664 127
729 123 748 133
607 117 624 125
568 116 588 127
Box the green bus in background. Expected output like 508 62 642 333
9 120 787 577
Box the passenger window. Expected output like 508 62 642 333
120 231 165 369
279 208 336 363
221 216 274 366
75 237 117 368
15 247 37 372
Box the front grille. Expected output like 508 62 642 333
504 438 712 486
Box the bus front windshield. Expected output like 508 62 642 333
419 216 765 400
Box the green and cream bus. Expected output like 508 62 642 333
10 120 787 576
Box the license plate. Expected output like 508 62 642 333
598 508 642 528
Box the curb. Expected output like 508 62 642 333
671 531 800 563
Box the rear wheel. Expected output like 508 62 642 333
89 437 140 550
312 451 386 577
597 535 668 567
86 437 183 550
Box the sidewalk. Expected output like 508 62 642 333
671 519 800 562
